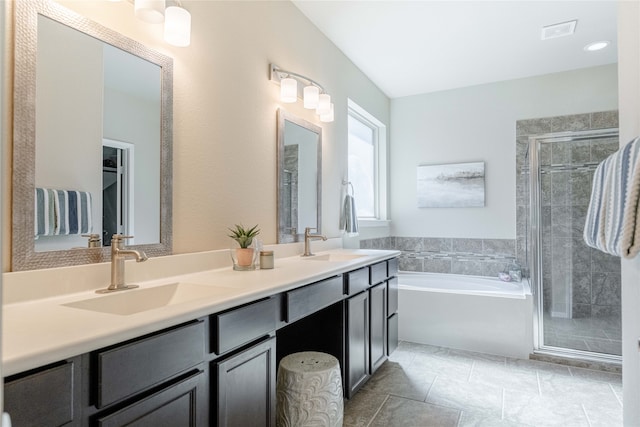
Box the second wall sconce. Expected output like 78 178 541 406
270 64 334 123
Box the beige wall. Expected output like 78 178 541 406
0 0 7 413
618 2 640 424
1 0 390 269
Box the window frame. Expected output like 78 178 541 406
347 99 388 223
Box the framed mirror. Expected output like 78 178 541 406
12 0 173 270
277 109 322 243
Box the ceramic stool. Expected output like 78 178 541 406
276 351 344 427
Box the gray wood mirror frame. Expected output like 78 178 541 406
277 109 322 243
12 0 173 271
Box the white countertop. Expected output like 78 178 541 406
2 248 399 376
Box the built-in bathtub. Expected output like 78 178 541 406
398 272 533 358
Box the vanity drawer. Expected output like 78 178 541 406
96 320 205 408
370 261 388 285
214 296 278 355
5 360 76 426
345 268 370 296
388 257 399 278
285 275 344 322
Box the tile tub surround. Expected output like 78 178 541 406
516 111 621 324
360 237 517 278
344 341 623 427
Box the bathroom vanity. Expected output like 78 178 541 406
3 250 399 427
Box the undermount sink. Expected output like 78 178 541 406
303 254 367 262
63 282 230 315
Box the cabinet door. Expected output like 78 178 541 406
370 282 387 374
388 312 399 355
387 277 399 315
96 370 207 427
346 291 369 399
216 337 276 427
4 359 80 427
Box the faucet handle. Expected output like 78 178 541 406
110 234 134 247
82 234 101 248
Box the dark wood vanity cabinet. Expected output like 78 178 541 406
212 296 279 427
345 259 398 398
4 256 398 426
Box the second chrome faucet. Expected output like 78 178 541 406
97 234 148 293
302 227 327 257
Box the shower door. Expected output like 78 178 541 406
530 128 621 360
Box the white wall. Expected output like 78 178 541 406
0 0 390 263
618 2 640 425
34 15 103 251
390 64 618 239
103 87 161 245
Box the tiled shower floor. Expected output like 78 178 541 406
543 313 622 356
344 341 622 426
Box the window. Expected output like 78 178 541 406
347 99 387 221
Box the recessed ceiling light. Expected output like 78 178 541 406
541 20 577 40
584 41 610 52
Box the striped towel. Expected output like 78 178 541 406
34 188 56 236
584 137 640 258
34 188 93 236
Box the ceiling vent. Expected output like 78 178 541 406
541 20 577 40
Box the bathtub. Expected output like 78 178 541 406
398 272 533 358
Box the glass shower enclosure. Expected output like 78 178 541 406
529 128 621 362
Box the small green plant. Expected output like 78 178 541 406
228 224 260 249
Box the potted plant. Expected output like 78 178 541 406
228 224 260 270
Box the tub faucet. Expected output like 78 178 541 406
97 234 148 293
302 227 327 257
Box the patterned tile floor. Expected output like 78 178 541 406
344 341 623 427
543 314 622 356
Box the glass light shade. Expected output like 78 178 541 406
164 6 191 47
316 93 331 115
135 0 165 24
280 78 297 103
320 103 334 123
303 85 320 109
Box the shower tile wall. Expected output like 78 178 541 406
516 111 620 321
284 145 299 232
360 237 517 278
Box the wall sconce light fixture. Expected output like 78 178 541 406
123 0 191 47
164 5 192 47
270 64 334 123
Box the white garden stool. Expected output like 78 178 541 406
276 351 344 427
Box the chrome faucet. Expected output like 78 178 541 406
97 234 148 293
302 227 327 257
